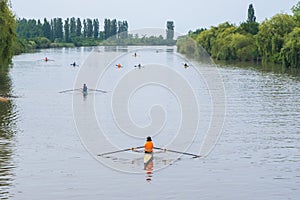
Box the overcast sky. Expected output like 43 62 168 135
11 0 298 34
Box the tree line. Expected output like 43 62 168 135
0 0 176 64
15 17 129 49
15 17 175 51
177 3 300 68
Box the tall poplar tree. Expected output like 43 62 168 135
83 19 87 38
64 18 70 42
42 18 52 40
247 4 256 23
110 19 117 38
76 18 82 37
104 18 111 39
93 19 99 39
70 17 76 39
166 21 174 40
86 18 93 38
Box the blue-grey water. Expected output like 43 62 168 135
0 47 299 199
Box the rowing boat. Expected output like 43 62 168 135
144 153 153 169
83 90 88 96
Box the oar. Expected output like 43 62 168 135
153 147 200 158
98 146 144 156
59 89 80 93
0 94 20 98
89 89 108 93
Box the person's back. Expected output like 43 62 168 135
83 84 88 92
144 136 153 153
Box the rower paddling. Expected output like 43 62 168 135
82 83 88 96
144 136 154 169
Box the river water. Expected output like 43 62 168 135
0 46 300 199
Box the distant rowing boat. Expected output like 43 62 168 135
82 90 88 96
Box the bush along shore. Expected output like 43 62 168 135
177 3 300 68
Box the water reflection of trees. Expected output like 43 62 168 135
0 64 16 199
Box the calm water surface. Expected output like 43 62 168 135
0 47 299 199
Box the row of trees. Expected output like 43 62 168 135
0 0 16 66
16 17 129 43
177 3 300 68
16 18 176 49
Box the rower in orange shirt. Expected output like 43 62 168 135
144 136 154 153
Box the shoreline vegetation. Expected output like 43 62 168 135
14 17 176 55
177 3 300 68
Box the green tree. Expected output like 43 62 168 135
86 18 93 38
281 27 300 68
64 18 70 42
76 18 82 37
166 21 174 40
247 4 256 22
53 18 63 42
239 21 259 35
42 18 51 40
211 25 237 60
292 1 300 23
230 33 258 61
83 19 87 38
257 14 297 63
196 28 217 54
70 17 76 39
239 4 259 35
110 19 117 38
104 19 111 39
16 18 28 38
93 19 99 39
0 0 16 65
118 20 128 39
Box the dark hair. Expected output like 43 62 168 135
146 136 152 141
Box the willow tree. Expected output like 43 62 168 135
0 0 16 65
281 27 300 68
257 14 296 63
292 1 300 23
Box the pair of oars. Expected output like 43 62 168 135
59 89 107 93
97 146 200 158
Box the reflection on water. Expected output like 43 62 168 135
4 47 300 199
215 60 300 79
0 65 18 199
145 160 153 182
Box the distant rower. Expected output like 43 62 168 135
117 63 122 69
83 83 88 93
71 62 77 67
184 63 189 68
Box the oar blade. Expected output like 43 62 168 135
97 146 144 157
